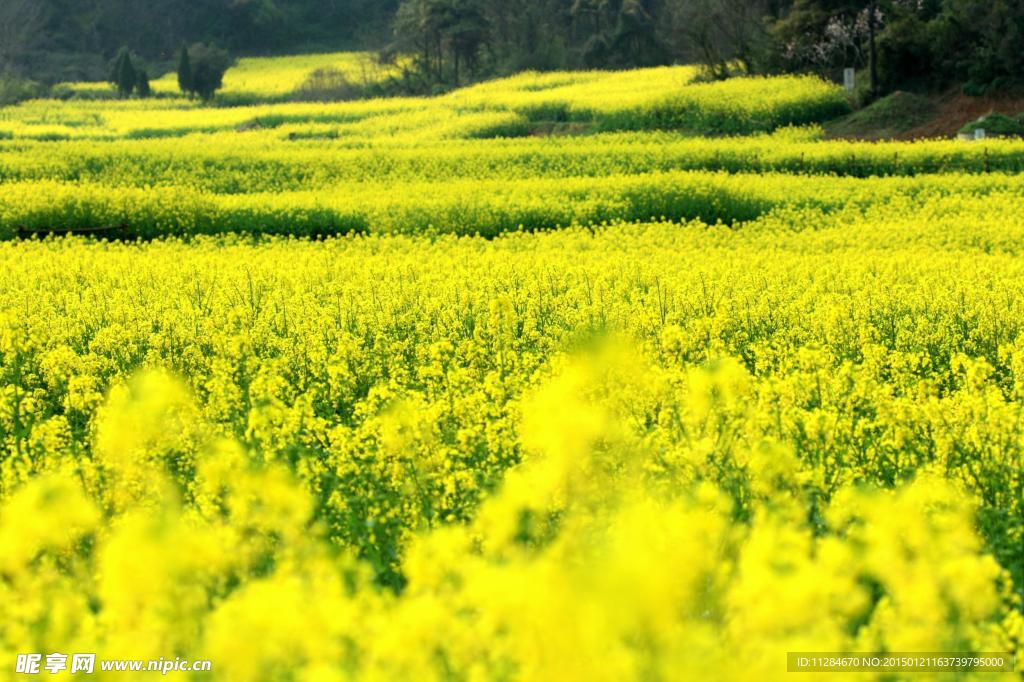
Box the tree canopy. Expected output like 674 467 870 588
388 0 1023 94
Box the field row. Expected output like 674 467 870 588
2 130 1024 193
2 172 1023 239
0 218 1021 676
5 69 847 139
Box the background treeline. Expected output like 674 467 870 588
0 0 399 84
1 0 1021 97
387 0 1024 95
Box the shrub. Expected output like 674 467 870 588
292 67 359 102
959 112 1024 138
0 74 44 106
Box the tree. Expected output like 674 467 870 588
393 0 488 87
608 0 666 67
393 0 447 83
0 0 49 74
445 0 488 85
109 47 137 98
929 0 1024 91
768 1 988 96
569 0 667 68
480 0 569 71
658 0 773 78
187 43 231 101
177 43 193 97
136 67 151 97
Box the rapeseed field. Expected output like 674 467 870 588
0 54 1021 680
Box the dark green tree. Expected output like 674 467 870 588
177 43 193 98
608 0 666 68
479 0 570 72
188 43 231 101
445 0 488 85
109 47 137 98
930 0 1024 91
393 0 447 83
393 0 492 87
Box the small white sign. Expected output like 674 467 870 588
975 128 986 140
843 68 855 92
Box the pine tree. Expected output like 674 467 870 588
177 43 193 98
117 53 136 97
110 47 137 98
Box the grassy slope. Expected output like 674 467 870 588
827 88 1024 140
